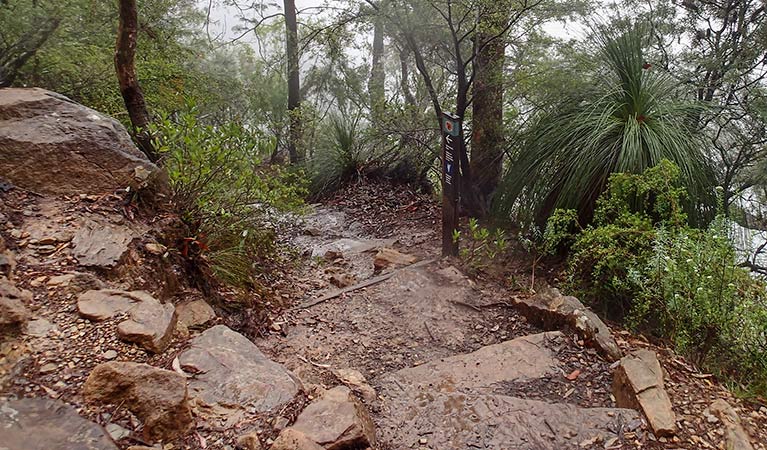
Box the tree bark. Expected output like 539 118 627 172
284 0 302 165
470 26 506 210
368 16 386 125
0 17 59 87
115 0 158 162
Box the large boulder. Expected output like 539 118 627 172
83 362 193 442
0 397 117 450
177 325 301 425
0 88 160 195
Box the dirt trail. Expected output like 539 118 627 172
2 182 766 450
257 183 767 450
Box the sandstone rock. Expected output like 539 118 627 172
613 349 676 437
333 368 377 403
83 362 192 442
0 278 32 334
513 287 622 361
116 299 176 353
144 243 166 256
235 431 263 450
0 88 160 195
270 429 324 450
47 272 105 293
311 238 390 259
292 386 375 450
376 332 639 449
177 325 301 425
26 318 58 337
72 219 136 269
78 289 176 353
78 289 153 320
175 299 215 328
708 399 754 450
373 247 417 272
0 397 117 449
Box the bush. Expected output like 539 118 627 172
550 160 767 395
151 110 307 288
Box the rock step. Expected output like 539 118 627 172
376 332 640 449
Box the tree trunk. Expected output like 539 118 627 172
368 16 386 125
115 0 157 162
284 0 302 165
0 17 59 87
470 13 507 212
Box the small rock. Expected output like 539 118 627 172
83 362 193 442
235 431 263 450
144 243 166 256
105 423 131 441
26 318 58 337
373 247 417 272
292 386 376 450
613 350 676 437
0 251 15 278
175 299 215 328
40 363 58 374
102 350 118 360
0 279 32 334
333 368 377 403
270 429 324 450
708 399 754 450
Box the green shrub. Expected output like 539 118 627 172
552 160 767 395
151 109 307 288
455 218 508 273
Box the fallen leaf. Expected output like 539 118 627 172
566 369 581 381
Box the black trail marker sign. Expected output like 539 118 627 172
441 112 461 256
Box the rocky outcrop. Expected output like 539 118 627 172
177 325 301 425
512 287 622 361
83 362 193 442
77 289 176 353
377 332 639 449
707 399 755 450
292 386 376 450
0 88 161 196
613 349 676 437
0 397 117 450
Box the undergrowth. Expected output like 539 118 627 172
151 109 307 290
545 160 767 396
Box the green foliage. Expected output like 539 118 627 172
308 113 369 195
456 218 508 272
556 161 767 395
495 24 714 226
150 109 307 287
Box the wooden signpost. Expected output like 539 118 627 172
441 112 461 256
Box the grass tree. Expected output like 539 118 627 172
495 25 715 226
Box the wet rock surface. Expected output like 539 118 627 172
72 219 136 269
0 397 117 450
